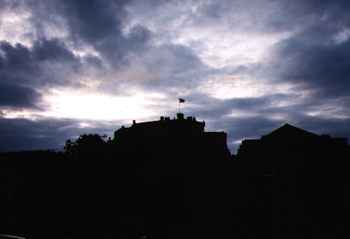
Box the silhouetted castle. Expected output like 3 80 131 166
115 113 205 138
113 113 232 162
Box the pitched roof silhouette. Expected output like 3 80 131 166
262 123 318 140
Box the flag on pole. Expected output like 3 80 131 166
179 98 185 103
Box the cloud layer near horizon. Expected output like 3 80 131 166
0 0 350 152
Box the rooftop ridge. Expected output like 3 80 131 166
263 123 319 138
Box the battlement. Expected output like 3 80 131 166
115 113 206 139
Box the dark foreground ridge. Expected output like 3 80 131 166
1 114 350 239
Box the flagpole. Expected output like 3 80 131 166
178 98 185 114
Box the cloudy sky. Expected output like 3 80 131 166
0 0 349 152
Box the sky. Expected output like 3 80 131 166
0 0 350 152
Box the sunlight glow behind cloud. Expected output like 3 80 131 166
42 89 164 121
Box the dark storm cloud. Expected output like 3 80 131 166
32 39 76 62
58 0 127 43
6 0 203 95
0 38 84 108
262 0 350 98
0 0 156 108
271 30 350 98
0 117 74 152
55 0 147 64
0 83 40 108
0 39 78 84
251 0 350 140
0 42 39 108
26 0 151 66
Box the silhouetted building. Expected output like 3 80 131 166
113 113 231 164
236 123 350 238
237 123 349 174
115 113 205 138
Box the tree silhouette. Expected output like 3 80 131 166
64 134 108 159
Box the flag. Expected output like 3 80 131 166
179 98 185 103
